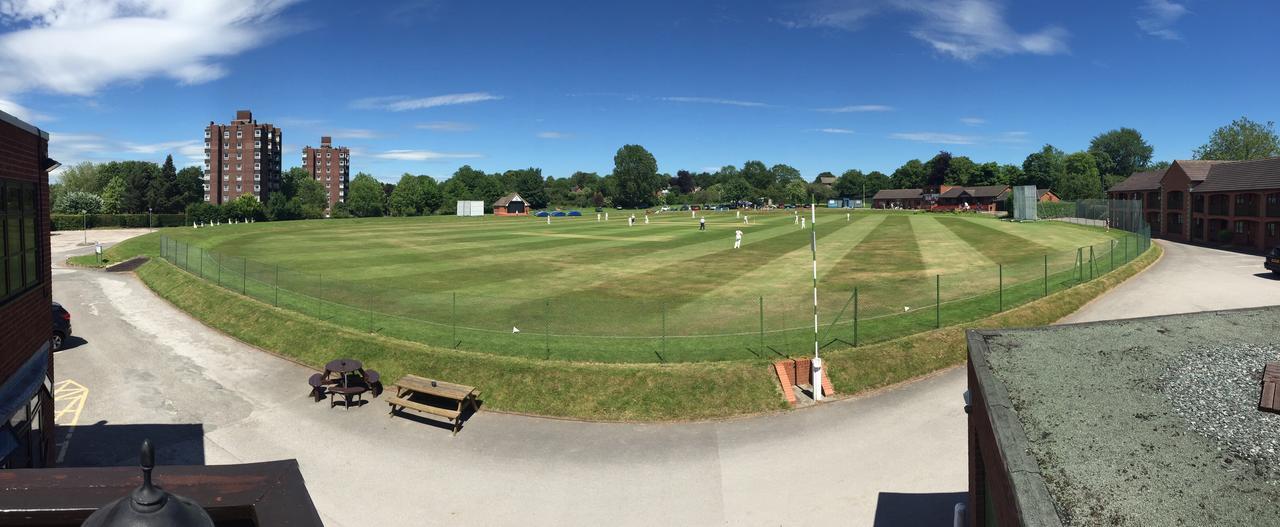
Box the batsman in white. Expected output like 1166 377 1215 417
734 229 743 249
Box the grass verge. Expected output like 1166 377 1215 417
128 240 1160 420
65 231 164 268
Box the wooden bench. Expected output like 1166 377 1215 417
1261 362 1280 413
387 374 479 435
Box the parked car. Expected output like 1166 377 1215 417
1266 246 1280 276
52 302 71 351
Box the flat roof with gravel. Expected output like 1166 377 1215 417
970 306 1280 526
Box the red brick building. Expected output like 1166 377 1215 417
302 136 350 211
0 109 57 469
1108 158 1280 252
203 110 283 205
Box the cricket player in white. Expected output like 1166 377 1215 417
734 229 743 249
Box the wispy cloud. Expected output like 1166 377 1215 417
536 131 572 139
778 0 1068 61
331 128 378 139
416 121 475 132
817 104 893 113
372 149 482 161
0 0 298 97
0 98 51 122
890 132 979 145
122 139 203 156
1137 0 1189 40
660 96 770 108
960 117 986 126
813 128 855 134
352 92 501 111
994 131 1029 143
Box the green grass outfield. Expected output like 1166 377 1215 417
146 209 1137 363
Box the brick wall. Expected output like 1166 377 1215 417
0 116 54 466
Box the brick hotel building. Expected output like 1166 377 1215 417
302 136 350 210
203 110 283 204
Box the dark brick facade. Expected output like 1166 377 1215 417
301 136 349 211
203 110 283 206
0 110 55 468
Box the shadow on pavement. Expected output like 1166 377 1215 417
872 491 966 527
56 336 88 352
57 421 205 467
1253 272 1280 281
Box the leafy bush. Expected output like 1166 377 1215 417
53 191 103 214
1037 200 1075 219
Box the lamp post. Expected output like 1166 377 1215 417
82 209 87 245
148 207 153 232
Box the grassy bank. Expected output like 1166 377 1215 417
127 240 1159 420
66 231 163 268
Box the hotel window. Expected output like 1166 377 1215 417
1269 223 1278 237
326 152 331 158
236 185 242 192
236 130 242 138
205 130 211 138
204 194 210 201
1 179 41 302
236 154 242 160
223 131 229 138
254 129 261 137
255 141 261 148
254 173 260 181
222 185 229 191
1235 221 1246 233
222 164 228 170
255 152 261 159
254 185 260 192
254 163 260 170
236 164 242 170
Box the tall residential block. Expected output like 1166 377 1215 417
203 110 283 205
302 136 350 210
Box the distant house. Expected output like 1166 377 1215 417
871 188 924 209
936 185 1009 211
816 174 837 187
1036 189 1061 202
493 193 527 216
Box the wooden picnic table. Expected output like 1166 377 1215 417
386 374 479 435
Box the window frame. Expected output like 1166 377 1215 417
0 179 42 305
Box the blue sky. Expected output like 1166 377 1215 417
1 0 1276 182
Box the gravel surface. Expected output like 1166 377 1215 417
1165 343 1280 479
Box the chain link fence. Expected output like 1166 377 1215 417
159 207 1152 364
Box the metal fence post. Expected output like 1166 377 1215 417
241 258 247 294
1125 235 1130 262
998 264 1003 312
935 274 940 329
199 248 204 278
1110 239 1115 271
274 264 279 307
1089 246 1095 280
544 299 550 358
1043 254 1048 297
661 303 667 357
217 252 222 286
452 292 457 346
853 287 859 347
317 273 323 319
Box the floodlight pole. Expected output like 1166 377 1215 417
810 196 823 401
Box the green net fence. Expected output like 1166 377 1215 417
158 208 1152 364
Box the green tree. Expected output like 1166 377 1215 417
113 161 161 213
719 175 752 202
946 156 978 185
53 191 103 214
611 144 660 208
1193 116 1280 161
280 167 312 200
833 169 863 198
175 166 204 209
56 162 101 194
1088 128 1153 180
1058 152 1104 200
863 171 890 201
223 194 264 221
784 180 809 203
346 173 386 217
740 161 774 190
100 176 126 213
770 164 803 185
890 159 927 188
1020 145 1066 190
506 168 548 208
924 151 952 186
147 155 179 212
266 193 302 221
295 178 328 218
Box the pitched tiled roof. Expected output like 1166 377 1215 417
1192 157 1280 193
1173 159 1231 182
493 193 524 207
872 188 922 200
940 185 1009 199
1107 169 1165 193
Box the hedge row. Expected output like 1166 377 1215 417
51 213 188 231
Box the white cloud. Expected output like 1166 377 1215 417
995 131 1029 143
372 149 482 161
960 117 986 126
416 121 475 132
352 92 501 111
0 97 51 122
660 96 770 108
889 132 979 145
814 128 855 134
0 0 297 97
1137 0 1189 40
536 131 571 139
818 104 893 113
331 128 378 139
780 0 1068 61
121 139 203 155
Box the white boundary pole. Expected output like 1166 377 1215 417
810 198 823 401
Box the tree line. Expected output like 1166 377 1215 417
52 116 1279 220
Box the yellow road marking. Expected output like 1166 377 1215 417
54 379 88 427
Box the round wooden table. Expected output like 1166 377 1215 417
325 358 362 375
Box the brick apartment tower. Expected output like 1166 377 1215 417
302 136 350 211
203 110 283 205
